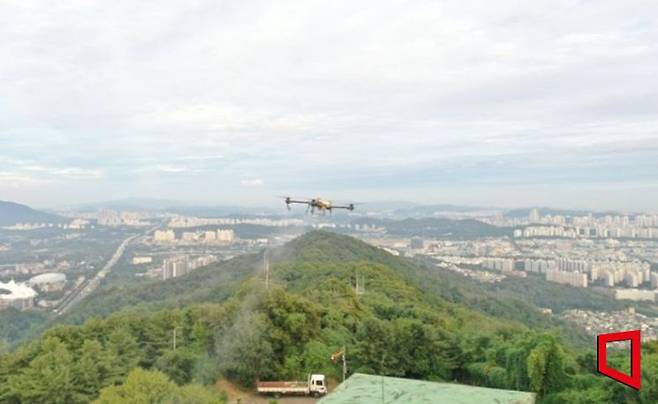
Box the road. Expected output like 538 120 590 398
55 233 141 316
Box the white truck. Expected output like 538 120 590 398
256 374 327 398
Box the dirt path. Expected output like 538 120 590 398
216 379 320 404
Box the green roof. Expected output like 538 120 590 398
319 373 536 404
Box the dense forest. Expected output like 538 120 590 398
0 309 49 351
1 231 655 403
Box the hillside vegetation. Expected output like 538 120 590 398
58 252 263 325
0 231 654 403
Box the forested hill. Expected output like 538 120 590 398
61 229 505 325
1 231 655 403
59 230 461 325
0 200 65 226
276 229 424 263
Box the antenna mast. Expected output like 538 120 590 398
355 273 365 296
264 246 270 290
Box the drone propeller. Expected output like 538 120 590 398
275 195 293 210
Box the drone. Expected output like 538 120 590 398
282 196 355 215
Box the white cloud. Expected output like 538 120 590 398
156 165 188 173
0 171 44 184
52 168 104 179
0 0 657 208
0 163 103 181
240 179 264 187
177 154 224 161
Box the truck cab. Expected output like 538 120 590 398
309 374 327 397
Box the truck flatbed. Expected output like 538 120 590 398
256 374 327 397
257 381 308 391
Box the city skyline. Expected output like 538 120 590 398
2 1 658 210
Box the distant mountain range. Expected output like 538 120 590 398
58 197 629 220
504 207 624 219
67 198 497 218
69 197 278 216
0 201 65 227
71 197 185 212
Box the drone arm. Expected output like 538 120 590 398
287 199 311 205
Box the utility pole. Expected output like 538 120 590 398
355 273 365 296
264 247 270 290
342 346 347 382
331 346 348 382
380 353 386 404
173 326 181 351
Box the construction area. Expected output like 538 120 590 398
318 373 536 404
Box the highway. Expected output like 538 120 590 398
55 233 139 316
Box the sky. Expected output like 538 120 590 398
1 0 657 211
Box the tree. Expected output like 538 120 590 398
215 311 274 385
542 374 613 404
640 352 658 403
155 349 199 385
191 353 220 385
105 327 144 385
353 317 397 375
191 321 213 354
73 339 114 400
93 368 178 404
302 340 335 378
94 368 225 403
261 289 321 361
392 318 458 380
6 337 81 404
525 334 567 397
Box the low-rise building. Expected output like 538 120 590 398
154 230 176 242
132 256 153 265
482 258 514 273
614 288 657 302
217 229 235 243
545 268 588 288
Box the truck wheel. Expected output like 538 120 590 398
274 393 281 399
313 392 320 398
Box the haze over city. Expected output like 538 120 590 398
1 0 657 210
